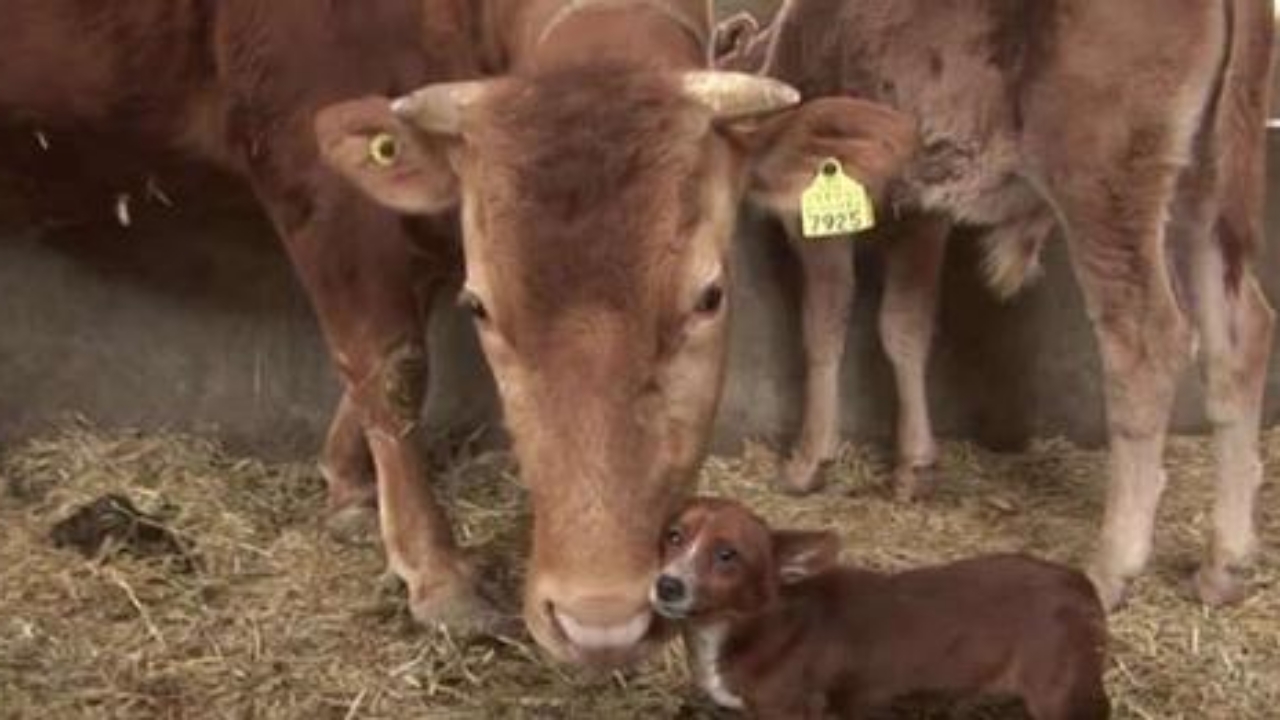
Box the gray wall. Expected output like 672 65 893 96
2 137 1280 460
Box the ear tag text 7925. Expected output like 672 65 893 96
800 158 875 239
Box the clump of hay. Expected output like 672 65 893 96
1 420 1277 718
0 422 697 720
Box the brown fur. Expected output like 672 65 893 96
1215 0 1274 288
477 66 705 327
1 0 738 659
747 0 1276 609
656 499 1110 720
0 0 497 632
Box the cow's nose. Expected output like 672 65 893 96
547 594 650 655
544 593 655 663
655 574 686 604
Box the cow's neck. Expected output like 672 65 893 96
486 0 711 73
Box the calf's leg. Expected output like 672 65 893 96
1045 154 1193 610
779 220 855 494
1187 233 1273 605
879 213 949 501
1168 81 1276 605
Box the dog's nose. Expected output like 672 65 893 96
655 575 686 604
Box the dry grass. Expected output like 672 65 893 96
1 421 1277 719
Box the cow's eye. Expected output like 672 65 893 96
458 290 489 323
694 282 725 315
665 528 684 547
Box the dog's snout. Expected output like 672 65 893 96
655 574 686 604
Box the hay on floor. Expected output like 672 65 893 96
1 420 1277 719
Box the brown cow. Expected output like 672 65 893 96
315 0 922 665
737 0 1275 611
0 0 489 623
1 0 920 665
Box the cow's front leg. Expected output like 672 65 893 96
268 183 491 629
320 389 378 538
779 224 855 494
346 338 490 626
879 214 948 501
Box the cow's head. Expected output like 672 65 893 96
315 65 915 666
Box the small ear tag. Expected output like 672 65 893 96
800 158 875 239
368 133 399 167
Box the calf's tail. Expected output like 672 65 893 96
1213 0 1275 290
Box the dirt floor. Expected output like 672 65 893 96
1 421 1277 719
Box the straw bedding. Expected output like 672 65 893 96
1 420 1276 719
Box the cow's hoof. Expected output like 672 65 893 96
1085 565 1131 612
1191 565 1247 608
776 456 827 496
325 503 378 544
408 568 513 637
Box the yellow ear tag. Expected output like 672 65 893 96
800 158 875 239
368 133 399 167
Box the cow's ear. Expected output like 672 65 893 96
732 97 918 219
314 96 460 215
772 530 841 584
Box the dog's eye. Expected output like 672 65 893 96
665 528 684 547
715 547 738 565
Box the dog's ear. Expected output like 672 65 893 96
773 530 841 583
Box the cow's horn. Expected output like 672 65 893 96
391 80 492 135
680 71 801 121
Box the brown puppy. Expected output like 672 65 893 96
652 498 1110 719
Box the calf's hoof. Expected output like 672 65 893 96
1191 565 1247 608
775 455 828 496
892 463 939 503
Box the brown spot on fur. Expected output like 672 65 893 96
474 65 706 337
928 49 945 78
381 342 428 424
986 0 1058 130
915 139 976 185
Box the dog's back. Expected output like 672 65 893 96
726 554 1109 719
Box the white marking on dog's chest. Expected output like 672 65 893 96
690 624 745 710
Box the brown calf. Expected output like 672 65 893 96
740 0 1275 610
654 498 1110 719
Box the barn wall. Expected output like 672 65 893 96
2 135 1280 460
